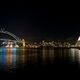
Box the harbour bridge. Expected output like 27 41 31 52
0 28 25 47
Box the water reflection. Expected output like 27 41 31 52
22 48 26 64
7 48 12 65
70 48 80 65
70 48 76 63
0 48 26 69
42 47 54 64
2 48 6 65
1 47 80 71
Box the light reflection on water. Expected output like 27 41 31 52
1 47 80 71
70 48 80 64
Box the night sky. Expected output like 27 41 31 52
0 2 80 42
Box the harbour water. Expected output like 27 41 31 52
0 47 80 70
0 47 80 79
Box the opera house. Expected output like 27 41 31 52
75 36 80 47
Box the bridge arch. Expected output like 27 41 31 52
0 30 21 42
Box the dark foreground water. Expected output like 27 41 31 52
0 47 80 79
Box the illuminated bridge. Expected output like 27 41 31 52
0 29 25 47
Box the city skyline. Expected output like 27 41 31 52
0 1 80 79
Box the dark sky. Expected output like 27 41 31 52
0 2 80 41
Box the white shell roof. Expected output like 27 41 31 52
78 36 80 41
